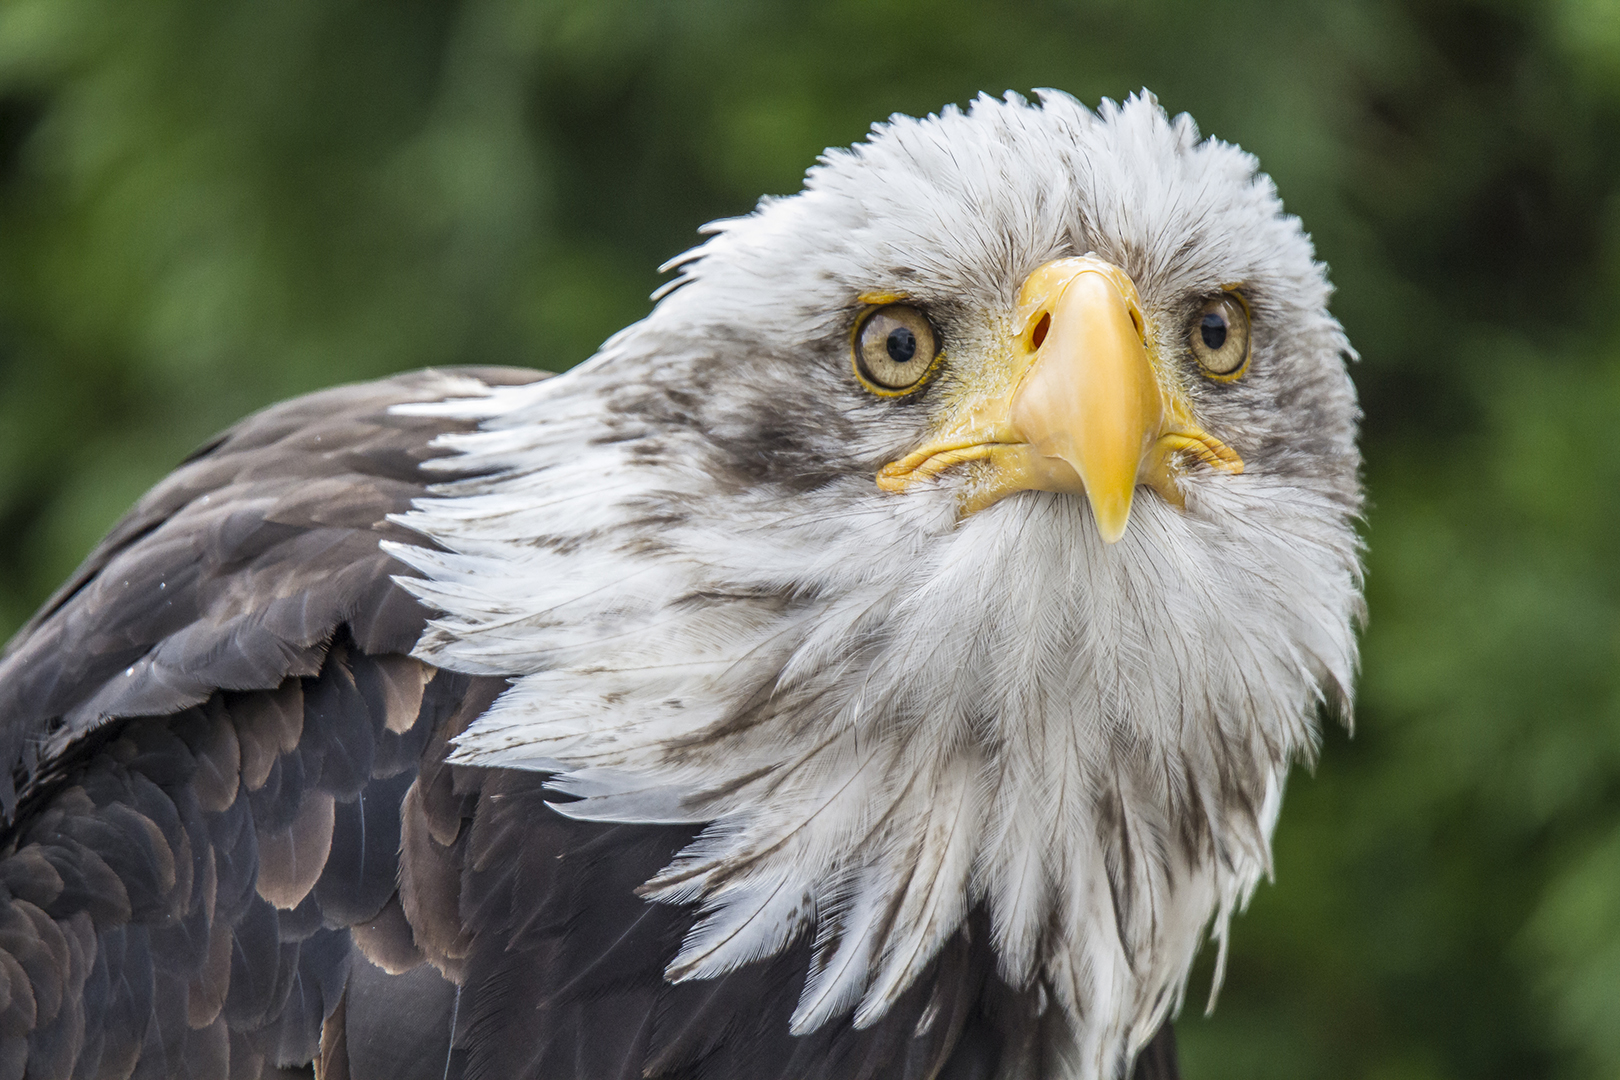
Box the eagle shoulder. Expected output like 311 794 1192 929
0 368 525 1078
0 366 543 815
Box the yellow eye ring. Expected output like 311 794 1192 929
851 303 943 396
1190 290 1252 381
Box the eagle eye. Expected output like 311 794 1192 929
1189 293 1251 379
854 304 940 394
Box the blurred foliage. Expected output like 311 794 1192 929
2 0 1620 1075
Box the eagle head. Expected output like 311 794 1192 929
392 90 1362 1079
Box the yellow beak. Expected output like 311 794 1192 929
876 256 1241 543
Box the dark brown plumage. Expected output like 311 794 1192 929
0 369 1179 1079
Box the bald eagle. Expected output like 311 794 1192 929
0 91 1361 1080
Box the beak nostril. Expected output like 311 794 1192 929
1031 312 1051 350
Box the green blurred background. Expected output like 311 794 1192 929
0 0 1617 1075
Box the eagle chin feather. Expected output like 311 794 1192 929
392 89 1362 1079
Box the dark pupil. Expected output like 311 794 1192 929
1199 312 1228 351
886 326 917 364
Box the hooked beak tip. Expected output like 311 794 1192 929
1088 488 1134 545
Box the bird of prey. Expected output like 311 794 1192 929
0 90 1361 1080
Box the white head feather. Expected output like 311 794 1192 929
389 90 1362 1079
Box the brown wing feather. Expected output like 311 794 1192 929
0 637 506 1078
0 366 542 817
0 369 537 1078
